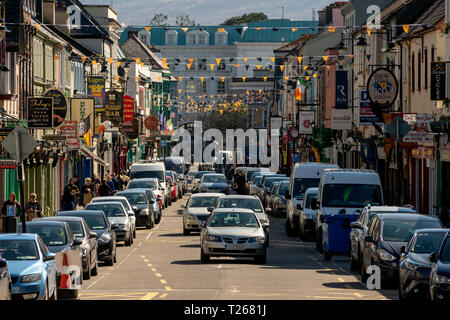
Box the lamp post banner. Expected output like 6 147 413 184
336 70 348 109
431 62 446 101
87 76 106 113
298 111 314 134
367 68 398 110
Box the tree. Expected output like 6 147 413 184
149 13 168 26
221 12 268 26
206 107 249 133
176 13 197 26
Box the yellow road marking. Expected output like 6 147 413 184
165 286 173 291
144 259 149 262
160 293 168 299
147 263 153 267
160 279 167 284
354 293 363 298
337 277 345 282
151 268 157 272
140 255 146 258
155 273 162 277
140 292 159 300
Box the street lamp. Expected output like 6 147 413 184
0 19 11 42
356 37 368 52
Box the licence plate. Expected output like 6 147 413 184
225 244 245 250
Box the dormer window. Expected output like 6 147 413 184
138 29 151 45
215 31 227 45
165 30 178 45
187 30 209 46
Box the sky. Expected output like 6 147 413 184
80 0 338 26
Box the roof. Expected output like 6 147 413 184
377 213 440 220
212 208 256 213
40 216 85 222
129 178 159 181
26 220 67 226
48 25 97 58
120 33 167 70
414 228 450 233
220 195 260 199
0 233 37 240
57 210 105 216
116 188 152 193
366 206 417 212
91 196 128 200
275 34 316 52
408 0 445 36
190 193 225 197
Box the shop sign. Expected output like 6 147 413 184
367 68 399 110
27 97 53 128
298 111 314 134
86 76 106 113
411 149 421 157
120 119 139 140
59 121 80 151
403 131 435 143
144 115 159 131
105 91 124 127
331 108 352 130
359 90 380 125
431 62 446 100
123 95 135 123
335 71 348 109
44 88 68 128
424 147 434 159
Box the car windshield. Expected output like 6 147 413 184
165 162 183 174
381 219 442 242
131 171 165 181
128 180 157 190
66 221 84 237
195 171 213 179
188 197 220 208
218 198 263 212
0 240 39 260
86 204 126 217
265 178 287 189
368 211 411 226
305 193 318 209
202 175 227 183
410 232 447 254
322 184 382 208
292 178 321 198
22 225 68 246
440 238 450 263
77 215 107 230
119 193 147 205
279 183 289 195
253 176 263 185
208 212 259 228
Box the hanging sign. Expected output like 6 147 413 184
298 111 314 134
86 76 106 113
44 88 68 128
335 70 348 109
367 68 399 110
359 90 380 125
105 90 124 127
431 62 446 100
123 95 135 123
59 121 80 151
144 115 159 131
331 108 352 130
27 97 53 128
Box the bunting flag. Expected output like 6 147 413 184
181 27 189 32
349 54 355 59
92 60 97 65
366 27 372 35
242 77 246 82
256 27 262 31
402 25 410 33
140 62 144 68
162 58 167 64
216 58 221 65
313 73 317 78
178 77 183 82
117 61 121 68
200 77 204 82
34 24 40 31
188 58 194 63
297 57 303 64
233 64 240 68
221 77 225 82
210 64 215 70
243 58 248 62
270 57 275 62
256 65 261 69
135 58 140 64
284 76 289 80
323 56 329 62
144 27 152 32
328 26 336 32
81 57 87 64
83 114 92 148
303 65 308 70
108 57 113 65
280 65 284 72
291 27 298 32
327 65 331 70
305 76 310 81
187 63 192 70
217 28 226 32
116 76 120 82
263 77 268 82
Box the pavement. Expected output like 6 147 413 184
78 193 398 300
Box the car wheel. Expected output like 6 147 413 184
361 259 368 284
83 260 91 280
105 257 114 266
113 250 117 263
91 260 98 276
349 245 358 271
156 214 161 224
323 251 332 261
49 285 57 300
146 220 152 229
315 228 323 253
125 233 132 246
133 228 137 238
200 249 210 263
255 253 267 264
285 219 296 237
183 224 190 236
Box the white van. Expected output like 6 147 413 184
285 162 338 237
130 161 171 207
313 169 384 252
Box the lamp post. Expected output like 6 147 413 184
0 19 10 42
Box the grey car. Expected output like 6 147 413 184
0 257 11 300
200 208 268 264
182 193 224 235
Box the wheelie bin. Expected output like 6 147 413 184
321 214 359 261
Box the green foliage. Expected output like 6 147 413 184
176 13 197 26
221 12 268 26
206 108 249 132
149 13 169 26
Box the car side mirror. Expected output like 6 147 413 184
350 222 362 230
364 235 374 243
296 204 303 210
400 246 406 254
181 204 186 208
72 238 83 246
149 200 155 204
128 211 135 216
265 207 271 213
311 198 318 210
262 223 269 229
132 206 139 212
207 207 214 213
284 190 291 200
89 232 97 239
319 215 325 223
0 259 6 268
111 224 119 230
44 252 56 261
201 221 207 228
429 252 437 263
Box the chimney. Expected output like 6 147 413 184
43 0 56 25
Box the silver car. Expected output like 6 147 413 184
182 193 224 235
200 208 268 264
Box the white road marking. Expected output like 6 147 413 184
86 273 110 289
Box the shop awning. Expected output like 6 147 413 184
80 146 108 167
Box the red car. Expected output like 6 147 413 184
166 176 177 201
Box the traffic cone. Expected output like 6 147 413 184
59 253 72 289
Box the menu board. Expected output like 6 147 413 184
27 97 53 128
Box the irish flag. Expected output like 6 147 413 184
296 78 307 101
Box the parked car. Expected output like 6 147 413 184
261 176 289 208
266 182 281 214
200 208 268 264
127 178 164 211
192 171 216 193
182 193 225 235
272 181 289 217
90 196 136 238
360 213 442 288
298 188 319 241
349 206 417 271
285 162 339 238
429 230 450 301
164 156 187 193
38 216 98 287
18 220 84 298
0 257 11 300
167 170 183 199
0 233 57 300
399 228 449 300
56 210 117 266
245 167 271 190
186 172 197 192
249 173 273 196
116 189 157 227
314 169 383 252
257 174 284 202
166 176 177 202
199 173 230 194
85 202 134 246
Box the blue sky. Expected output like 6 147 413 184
80 0 338 26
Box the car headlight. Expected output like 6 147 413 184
205 235 222 242
187 213 197 221
81 247 88 255
379 249 396 262
99 233 111 243
259 218 268 224
21 273 41 283
404 260 427 270
140 209 149 216
433 273 450 284
248 236 265 243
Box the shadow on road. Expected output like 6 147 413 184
322 281 366 290
179 244 201 248
158 233 185 237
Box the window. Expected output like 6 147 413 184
411 53 415 93
199 80 207 94
198 34 206 45
186 31 209 46
138 30 151 45
165 30 178 45
424 48 428 89
417 50 421 91
218 60 226 71
45 44 54 83
186 80 195 94
215 32 227 45
217 80 225 93
198 58 207 71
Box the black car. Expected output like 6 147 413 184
361 213 442 288
399 228 448 300
19 220 84 298
56 210 117 266
429 231 450 301
38 216 99 283
116 189 156 228
0 257 11 300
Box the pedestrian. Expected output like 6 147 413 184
24 193 42 220
1 192 22 217
92 175 101 197
81 178 94 206
117 174 124 191
98 179 112 197
106 175 115 193
111 173 119 190
61 178 77 211
73 175 81 206
235 170 247 195
120 171 130 188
